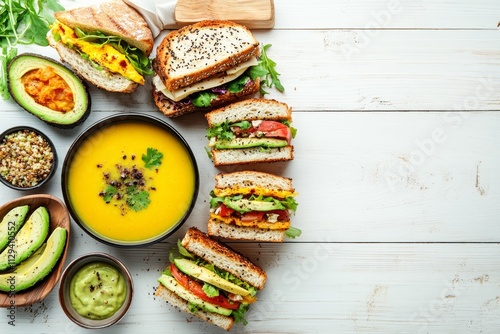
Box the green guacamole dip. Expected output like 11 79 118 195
69 262 127 320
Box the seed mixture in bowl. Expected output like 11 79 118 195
0 129 55 188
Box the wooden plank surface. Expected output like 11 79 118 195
0 0 499 333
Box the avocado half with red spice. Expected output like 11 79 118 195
8 53 91 129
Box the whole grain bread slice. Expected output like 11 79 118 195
181 227 267 290
205 98 292 126
208 219 286 243
211 146 294 166
155 20 260 91
214 171 294 192
54 0 153 55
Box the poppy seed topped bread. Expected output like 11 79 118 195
154 20 260 91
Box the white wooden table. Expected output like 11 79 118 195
1 0 500 333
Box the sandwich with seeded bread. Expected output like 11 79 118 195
156 227 266 330
47 0 154 93
152 20 283 117
208 171 301 242
205 98 296 166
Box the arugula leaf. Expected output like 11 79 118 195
285 226 302 239
227 74 250 93
142 147 163 169
232 303 250 325
206 120 234 141
126 186 150 212
0 0 64 100
249 44 285 95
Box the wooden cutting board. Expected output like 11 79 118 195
175 0 275 29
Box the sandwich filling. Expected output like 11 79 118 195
51 21 153 84
158 240 257 324
210 185 298 231
207 119 297 150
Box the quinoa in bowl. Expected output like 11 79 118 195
0 127 57 190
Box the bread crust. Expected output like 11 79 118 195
208 219 286 243
154 20 260 91
211 146 294 166
181 227 267 290
214 171 294 191
152 78 260 118
54 0 153 55
155 284 235 331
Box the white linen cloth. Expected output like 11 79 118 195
123 0 177 37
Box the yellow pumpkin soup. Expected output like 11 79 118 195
67 121 196 243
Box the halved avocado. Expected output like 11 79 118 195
0 227 67 292
7 53 91 129
0 206 50 271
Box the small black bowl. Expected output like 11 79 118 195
0 126 58 190
61 113 199 247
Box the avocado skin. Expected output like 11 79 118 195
0 205 30 253
0 227 67 292
7 53 91 129
0 206 50 271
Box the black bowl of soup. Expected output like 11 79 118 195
61 113 199 247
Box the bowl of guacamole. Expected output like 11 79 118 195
58 252 133 329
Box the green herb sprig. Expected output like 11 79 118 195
249 44 285 95
0 0 64 100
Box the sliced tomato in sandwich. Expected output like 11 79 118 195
256 121 292 144
170 263 241 310
217 204 235 217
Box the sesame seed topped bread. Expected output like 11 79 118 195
155 20 260 91
214 171 294 192
54 0 153 55
181 227 267 290
205 98 292 126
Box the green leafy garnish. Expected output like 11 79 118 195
232 303 250 325
202 283 219 298
126 186 150 212
249 44 285 95
227 75 250 93
142 147 163 169
192 91 217 107
0 0 64 100
285 226 302 239
102 185 118 203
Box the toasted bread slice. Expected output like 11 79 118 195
152 78 260 118
54 0 153 55
47 33 138 93
208 219 286 243
155 284 235 331
155 20 260 91
214 171 294 192
206 98 292 126
181 227 266 290
211 146 293 166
